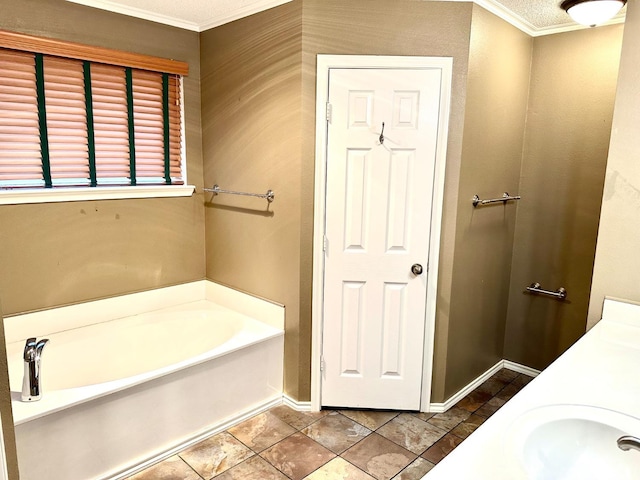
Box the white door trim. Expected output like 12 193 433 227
311 55 452 412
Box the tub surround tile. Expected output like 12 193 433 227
339 410 399 431
302 411 372 454
303 457 375 479
421 433 463 464
228 411 296 452
376 413 447 455
260 432 336 480
426 407 471 431
270 404 331 430
179 431 254 478
127 455 201 480
215 455 289 480
342 433 416 480
391 457 435 479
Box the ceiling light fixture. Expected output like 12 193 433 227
561 0 627 27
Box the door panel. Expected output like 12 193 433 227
321 68 443 410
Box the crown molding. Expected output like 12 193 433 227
66 0 624 36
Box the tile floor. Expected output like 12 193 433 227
128 369 533 480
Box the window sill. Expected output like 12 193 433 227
0 185 196 205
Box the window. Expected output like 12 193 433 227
0 30 191 204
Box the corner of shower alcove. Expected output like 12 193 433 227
4 280 285 480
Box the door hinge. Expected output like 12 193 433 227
320 355 325 372
323 235 328 253
326 102 332 123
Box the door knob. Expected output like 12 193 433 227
411 264 423 275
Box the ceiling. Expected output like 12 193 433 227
65 0 626 36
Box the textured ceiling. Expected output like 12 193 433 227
490 0 627 30
65 0 627 35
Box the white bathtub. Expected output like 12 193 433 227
4 281 284 480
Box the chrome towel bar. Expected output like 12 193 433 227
526 283 568 301
204 184 275 203
472 192 521 207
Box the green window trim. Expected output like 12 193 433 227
83 61 97 187
34 53 52 189
125 67 137 187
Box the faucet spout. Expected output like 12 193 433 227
21 337 49 402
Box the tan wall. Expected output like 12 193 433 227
588 2 640 327
442 5 531 399
200 2 304 399
201 0 475 402
0 0 205 317
0 2 204 476
505 25 623 369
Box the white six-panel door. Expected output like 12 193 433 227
321 68 443 410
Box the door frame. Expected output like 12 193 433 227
311 55 453 412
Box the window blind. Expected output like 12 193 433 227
0 43 184 190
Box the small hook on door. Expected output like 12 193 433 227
379 122 385 145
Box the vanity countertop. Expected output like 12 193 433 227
425 297 640 479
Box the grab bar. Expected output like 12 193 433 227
204 184 275 203
472 192 521 207
526 283 568 301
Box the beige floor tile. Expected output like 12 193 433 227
491 369 520 384
227 411 296 452
339 410 399 430
303 457 376 479
421 433 463 464
179 431 253 478
260 432 335 480
427 407 471 431
215 455 289 480
475 397 507 418
126 455 200 480
391 457 435 480
449 414 486 439
270 404 331 430
302 412 372 454
342 433 416 480
377 413 447 455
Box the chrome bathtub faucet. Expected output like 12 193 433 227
21 337 49 402
618 435 640 453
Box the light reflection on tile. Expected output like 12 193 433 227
303 457 375 479
260 432 335 480
179 431 253 478
227 411 296 452
302 412 372 454
377 413 446 454
342 433 416 480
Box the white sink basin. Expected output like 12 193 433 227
505 404 640 480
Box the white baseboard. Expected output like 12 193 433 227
503 360 541 378
283 394 313 412
429 359 540 413
107 396 283 480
